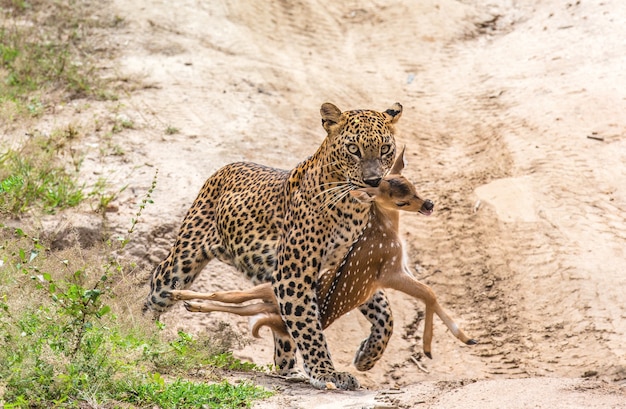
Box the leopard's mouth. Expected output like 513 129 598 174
346 177 366 189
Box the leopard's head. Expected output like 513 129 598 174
320 102 402 188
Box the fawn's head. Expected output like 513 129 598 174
350 147 434 215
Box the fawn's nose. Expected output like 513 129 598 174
364 177 382 187
422 200 434 212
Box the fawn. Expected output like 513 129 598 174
170 148 476 361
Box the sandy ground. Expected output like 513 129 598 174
26 0 626 407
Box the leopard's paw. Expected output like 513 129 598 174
353 337 383 371
309 370 360 390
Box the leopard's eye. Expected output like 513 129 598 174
381 144 392 155
347 144 361 157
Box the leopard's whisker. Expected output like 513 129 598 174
331 190 351 209
322 185 352 211
319 183 350 205
319 191 343 211
314 182 350 201
318 180 348 188
318 160 341 170
316 182 349 196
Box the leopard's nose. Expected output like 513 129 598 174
364 177 381 187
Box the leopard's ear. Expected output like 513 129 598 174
320 103 343 132
383 103 403 124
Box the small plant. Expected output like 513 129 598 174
165 125 180 135
111 115 135 133
89 176 128 215
205 351 267 372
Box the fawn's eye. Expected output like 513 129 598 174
395 202 409 207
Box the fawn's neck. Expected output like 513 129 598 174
371 203 400 235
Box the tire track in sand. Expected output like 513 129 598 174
453 1 626 381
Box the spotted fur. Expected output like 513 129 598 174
144 102 403 390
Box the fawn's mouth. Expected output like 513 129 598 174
419 199 434 216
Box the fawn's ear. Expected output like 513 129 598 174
390 145 406 175
350 189 376 203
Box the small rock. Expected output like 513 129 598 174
582 370 598 378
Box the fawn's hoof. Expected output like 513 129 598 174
183 301 203 312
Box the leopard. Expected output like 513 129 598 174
143 102 403 390
168 148 476 371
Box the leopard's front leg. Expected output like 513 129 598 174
272 331 301 377
354 290 394 371
273 225 359 390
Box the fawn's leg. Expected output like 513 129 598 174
183 300 276 315
170 283 275 304
183 300 298 375
382 267 476 357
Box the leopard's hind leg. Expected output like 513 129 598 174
143 188 226 318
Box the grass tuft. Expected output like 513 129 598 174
0 132 85 215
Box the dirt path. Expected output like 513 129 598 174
69 0 626 406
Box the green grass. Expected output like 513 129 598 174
1 2 273 407
0 168 271 408
0 223 272 408
0 0 126 216
120 375 271 409
0 125 135 216
165 125 180 135
0 131 85 215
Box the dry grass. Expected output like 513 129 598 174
0 0 123 121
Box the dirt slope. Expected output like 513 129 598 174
65 0 626 406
